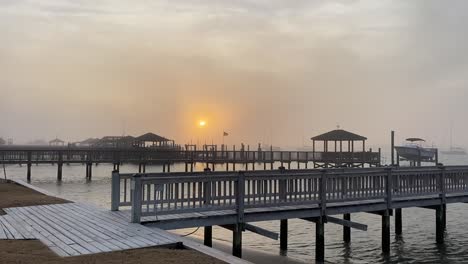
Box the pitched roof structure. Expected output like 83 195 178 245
135 132 170 142
49 138 65 144
311 129 367 141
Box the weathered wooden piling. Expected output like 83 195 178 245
382 210 390 254
343 214 351 243
395 208 402 235
232 223 243 258
436 205 444 244
316 217 325 262
204 226 212 247
280 219 288 251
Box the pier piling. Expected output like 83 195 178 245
395 208 402 235
382 210 390 254
436 205 444 244
316 217 325 263
343 214 351 243
204 226 213 247
280 219 288 251
232 223 243 258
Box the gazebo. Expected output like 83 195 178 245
311 129 367 153
311 129 374 168
135 133 175 148
49 138 65 146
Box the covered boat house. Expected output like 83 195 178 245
311 129 380 168
134 133 175 148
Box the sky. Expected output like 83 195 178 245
1 0 468 149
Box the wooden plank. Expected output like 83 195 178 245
0 216 23 239
1 214 34 239
13 207 79 256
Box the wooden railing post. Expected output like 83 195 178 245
131 174 142 223
236 171 245 224
438 165 446 204
111 170 120 211
203 167 213 247
320 170 327 219
385 167 393 209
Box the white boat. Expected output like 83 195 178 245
394 138 437 161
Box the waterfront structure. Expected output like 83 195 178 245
311 129 379 168
112 165 463 262
49 138 65 146
0 143 381 182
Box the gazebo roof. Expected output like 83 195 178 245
311 129 367 141
135 132 170 142
49 138 65 144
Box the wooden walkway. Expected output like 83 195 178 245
0 203 180 256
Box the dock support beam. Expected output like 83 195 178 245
382 210 390 254
316 217 325 263
280 219 288 251
436 205 445 244
86 163 92 180
343 213 351 243
233 224 242 258
204 226 212 247
27 163 32 182
57 163 63 181
395 208 402 235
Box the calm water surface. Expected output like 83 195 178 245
4 154 468 264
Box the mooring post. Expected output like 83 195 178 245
316 217 325 263
395 208 402 235
111 170 120 211
138 163 142 173
343 213 351 243
382 210 391 254
442 204 446 230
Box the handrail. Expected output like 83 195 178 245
110 166 468 223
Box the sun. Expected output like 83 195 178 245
198 120 206 127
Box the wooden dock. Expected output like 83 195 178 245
111 165 468 262
0 180 251 264
0 145 381 181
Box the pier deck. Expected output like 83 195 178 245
0 203 180 256
0 180 251 264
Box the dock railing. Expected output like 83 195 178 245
110 166 468 223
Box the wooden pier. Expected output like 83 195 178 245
111 166 468 262
0 145 381 181
0 180 250 264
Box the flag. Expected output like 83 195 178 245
223 131 229 136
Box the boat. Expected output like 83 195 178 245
394 138 437 162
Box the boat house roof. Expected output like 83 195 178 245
135 133 170 142
311 129 367 141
